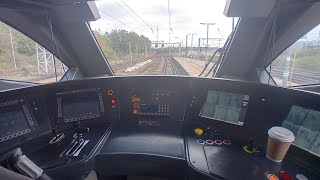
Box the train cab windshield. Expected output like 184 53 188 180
0 0 320 180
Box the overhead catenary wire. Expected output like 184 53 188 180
168 0 173 32
119 0 156 37
217 27 224 40
98 9 136 31
112 0 156 39
113 0 145 29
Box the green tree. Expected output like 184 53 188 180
93 30 115 58
13 30 35 56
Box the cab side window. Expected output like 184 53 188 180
0 21 67 84
267 24 320 88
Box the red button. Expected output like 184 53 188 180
214 140 222 145
279 171 292 180
223 140 231 145
133 103 139 109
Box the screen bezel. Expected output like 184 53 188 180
0 100 36 143
199 90 249 126
56 88 104 123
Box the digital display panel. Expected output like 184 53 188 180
200 90 249 125
58 90 102 123
0 108 31 143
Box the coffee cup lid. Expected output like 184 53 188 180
268 126 295 142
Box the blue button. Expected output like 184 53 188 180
197 139 205 144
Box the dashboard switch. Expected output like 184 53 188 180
214 140 222 145
279 171 292 180
296 174 308 180
194 128 203 136
206 139 214 145
197 139 205 144
223 140 231 145
267 174 279 180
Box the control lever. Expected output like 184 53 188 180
72 121 89 140
248 140 255 151
243 139 259 154
0 148 52 180
74 127 90 142
64 123 90 157
243 139 262 156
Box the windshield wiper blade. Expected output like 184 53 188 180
198 48 221 76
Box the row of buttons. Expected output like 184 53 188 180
139 112 170 116
158 104 170 107
197 139 231 146
159 105 170 112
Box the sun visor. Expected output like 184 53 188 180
52 1 100 22
224 0 276 18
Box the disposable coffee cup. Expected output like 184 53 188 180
266 126 295 162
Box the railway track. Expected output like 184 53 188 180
270 67 320 85
137 56 161 75
111 55 179 75
137 56 178 75
164 57 177 75
109 55 157 73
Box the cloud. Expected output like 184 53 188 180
91 0 233 45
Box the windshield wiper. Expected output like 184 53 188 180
199 31 235 77
198 48 222 76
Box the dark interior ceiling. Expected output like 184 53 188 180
0 0 114 77
217 0 320 81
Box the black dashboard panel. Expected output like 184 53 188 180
0 76 319 180
0 88 51 153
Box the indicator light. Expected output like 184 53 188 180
107 89 114 96
111 98 117 105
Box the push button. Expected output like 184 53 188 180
194 128 203 136
267 174 279 180
197 139 205 144
279 171 292 180
205 139 214 145
296 174 308 180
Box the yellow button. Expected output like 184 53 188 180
133 110 139 114
132 97 141 102
194 128 203 136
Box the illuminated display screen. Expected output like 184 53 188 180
140 104 158 113
0 107 31 142
59 90 102 123
200 90 249 125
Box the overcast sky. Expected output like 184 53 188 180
90 0 234 46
